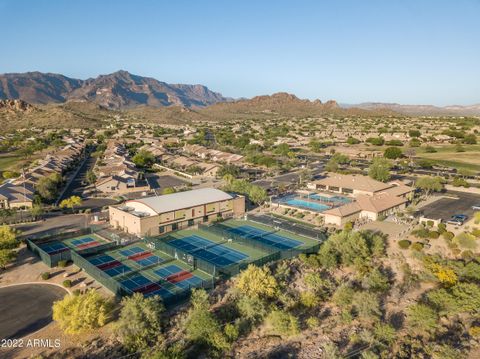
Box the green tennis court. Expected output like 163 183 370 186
63 233 109 251
219 219 320 249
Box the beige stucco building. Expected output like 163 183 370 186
109 188 245 237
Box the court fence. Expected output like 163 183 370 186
146 222 321 279
200 222 321 260
25 225 116 268
70 250 128 297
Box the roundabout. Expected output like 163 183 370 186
0 283 67 340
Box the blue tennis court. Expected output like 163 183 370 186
40 242 69 254
227 225 302 250
120 274 174 298
89 254 115 266
135 254 165 267
154 264 185 279
168 235 248 267
88 254 132 276
120 274 151 291
104 264 132 277
119 246 145 257
154 264 204 290
71 237 96 246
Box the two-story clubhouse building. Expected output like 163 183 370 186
109 188 245 237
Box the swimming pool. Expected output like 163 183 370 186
284 199 330 212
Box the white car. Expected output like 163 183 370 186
472 204 480 210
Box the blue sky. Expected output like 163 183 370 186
1 0 479 105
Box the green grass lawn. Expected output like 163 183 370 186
0 153 22 172
415 144 480 172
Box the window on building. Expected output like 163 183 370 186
159 226 165 234
172 223 178 231
188 219 194 226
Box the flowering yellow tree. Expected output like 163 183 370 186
53 289 112 334
235 265 278 299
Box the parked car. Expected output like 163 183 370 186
447 214 468 225
472 204 480 210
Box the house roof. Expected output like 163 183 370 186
355 193 407 213
313 174 392 193
125 188 233 215
323 201 362 217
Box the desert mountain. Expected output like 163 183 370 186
345 102 480 116
0 71 228 109
199 92 390 119
0 100 115 130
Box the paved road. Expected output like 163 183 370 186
0 284 66 339
15 213 88 238
58 152 96 202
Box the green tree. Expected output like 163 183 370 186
52 289 112 334
415 176 444 197
361 267 390 292
368 158 392 182
115 293 165 351
183 289 229 353
217 164 240 178
37 173 63 202
0 225 18 250
132 149 155 168
384 147 403 159
0 249 16 269
409 129 421 138
347 137 361 145
29 205 44 220
248 185 267 204
86 170 97 185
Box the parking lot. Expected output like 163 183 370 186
420 191 480 222
146 174 190 191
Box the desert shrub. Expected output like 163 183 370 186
437 223 447 233
58 260 68 268
426 220 434 227
398 240 411 249
469 326 480 338
300 291 320 308
406 304 438 336
63 279 72 288
412 227 429 238
224 323 239 342
41 272 50 280
266 310 299 337
411 242 424 251
72 289 81 296
471 228 480 238
306 316 320 329
443 231 455 241
451 248 462 256
454 232 478 250
461 250 474 261
428 231 440 239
